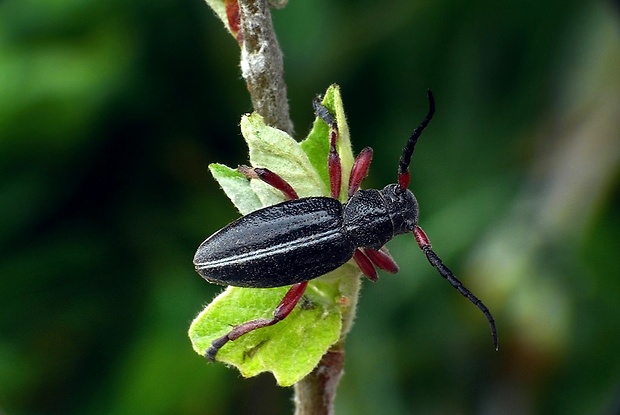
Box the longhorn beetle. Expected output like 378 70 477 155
194 90 498 361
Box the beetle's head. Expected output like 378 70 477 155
380 183 419 235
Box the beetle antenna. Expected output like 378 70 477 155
414 226 498 350
397 90 435 192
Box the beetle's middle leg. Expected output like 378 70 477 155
312 97 343 199
313 99 377 201
206 281 309 361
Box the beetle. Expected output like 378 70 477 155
194 90 498 361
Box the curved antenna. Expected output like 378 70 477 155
414 226 498 350
397 90 435 192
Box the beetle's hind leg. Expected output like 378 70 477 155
238 165 299 200
205 281 309 361
239 91 350 203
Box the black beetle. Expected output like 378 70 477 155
194 90 498 361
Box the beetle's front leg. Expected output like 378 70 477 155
363 247 399 274
348 147 373 197
205 281 309 361
352 247 399 282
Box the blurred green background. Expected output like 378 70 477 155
1 0 619 414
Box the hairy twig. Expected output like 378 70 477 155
238 2 349 413
206 1 350 412
293 348 344 415
238 0 293 135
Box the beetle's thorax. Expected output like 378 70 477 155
380 183 419 235
342 184 419 249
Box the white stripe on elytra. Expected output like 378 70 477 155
195 228 343 271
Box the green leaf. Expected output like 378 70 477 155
242 112 327 206
189 264 359 386
189 84 360 386
301 84 355 202
208 163 262 215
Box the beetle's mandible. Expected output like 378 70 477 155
194 90 498 361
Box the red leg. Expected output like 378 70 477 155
238 165 299 200
327 126 342 199
348 147 373 197
312 98 375 199
353 249 378 282
313 98 342 199
206 281 309 361
363 247 399 273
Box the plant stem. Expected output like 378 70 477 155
237 2 354 412
293 267 361 414
293 348 344 415
238 0 293 135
